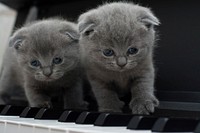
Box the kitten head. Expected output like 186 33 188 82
78 2 160 72
9 19 80 81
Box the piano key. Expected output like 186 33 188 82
194 121 200 133
0 120 5 133
5 121 20 133
151 117 168 132
75 111 100 124
67 126 150 133
94 113 133 126
0 116 92 133
35 108 63 120
20 107 40 118
127 115 158 130
153 108 200 118
1 105 26 116
20 123 34 133
0 105 6 112
58 110 82 122
152 117 199 132
0 114 150 133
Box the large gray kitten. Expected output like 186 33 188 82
78 2 160 114
0 19 87 109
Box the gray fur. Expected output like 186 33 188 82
78 2 159 114
0 19 87 109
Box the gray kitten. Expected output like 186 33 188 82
78 2 160 114
0 19 87 109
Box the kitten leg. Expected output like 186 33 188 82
0 67 15 104
63 80 88 110
129 72 159 114
89 79 124 113
24 84 52 108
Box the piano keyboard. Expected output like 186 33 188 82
0 105 200 133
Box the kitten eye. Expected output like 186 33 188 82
103 49 114 57
127 47 139 55
30 60 41 67
53 57 63 64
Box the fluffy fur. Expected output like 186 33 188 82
0 19 87 109
78 2 160 114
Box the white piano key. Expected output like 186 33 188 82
50 128 67 133
0 120 6 133
0 115 151 133
50 123 93 133
20 123 34 133
67 126 151 133
5 121 20 133
34 125 50 133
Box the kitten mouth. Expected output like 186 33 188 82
118 68 126 72
44 76 62 81
36 77 57 82
44 78 55 81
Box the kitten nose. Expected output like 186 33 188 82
43 67 52 77
117 56 127 68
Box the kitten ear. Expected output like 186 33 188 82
9 35 25 50
139 10 160 29
78 11 97 36
9 28 27 50
78 22 95 36
65 30 80 41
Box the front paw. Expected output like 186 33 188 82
129 95 159 114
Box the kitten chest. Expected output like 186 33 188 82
111 73 133 95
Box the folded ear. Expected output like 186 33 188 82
78 21 96 36
9 27 27 50
64 30 80 41
139 10 160 29
78 12 96 36
9 35 25 50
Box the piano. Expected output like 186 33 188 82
0 0 200 132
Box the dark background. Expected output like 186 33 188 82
1 0 200 110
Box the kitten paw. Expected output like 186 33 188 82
129 96 159 114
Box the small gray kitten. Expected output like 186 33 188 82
0 19 87 109
78 2 160 114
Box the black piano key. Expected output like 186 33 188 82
0 105 6 112
152 117 200 132
127 116 158 130
34 108 63 120
194 122 200 133
20 107 40 118
1 105 26 116
153 108 200 118
151 117 169 132
75 111 100 124
94 113 133 126
58 110 82 122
